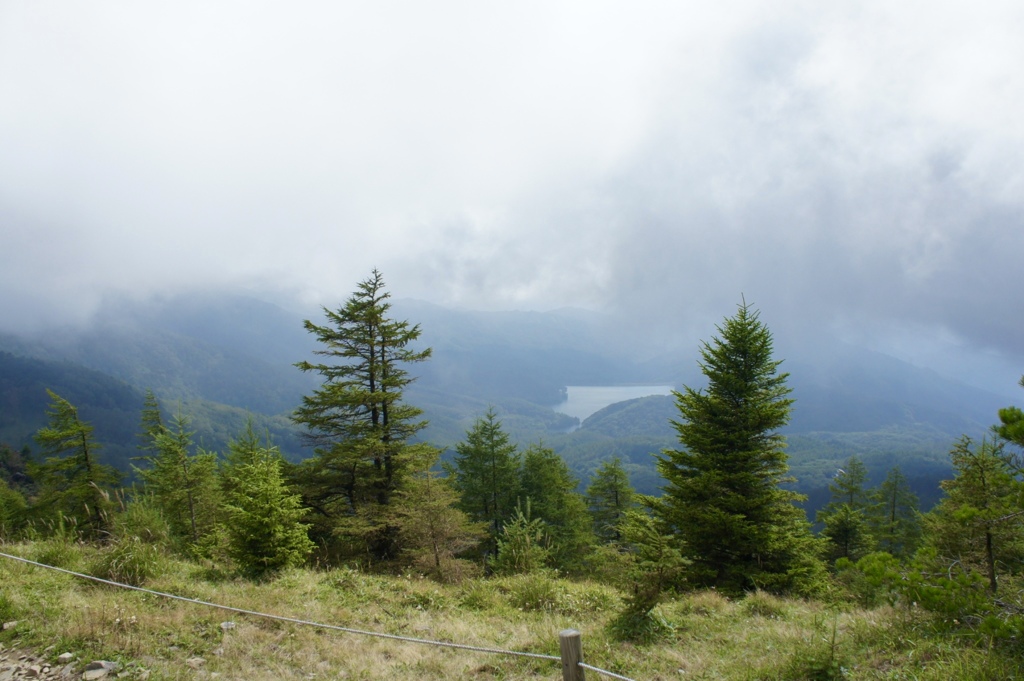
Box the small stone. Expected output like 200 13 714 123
83 670 109 681
219 621 235 631
1 622 16 631
185 657 206 669
56 653 74 664
26 664 42 677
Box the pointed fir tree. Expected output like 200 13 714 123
223 444 313 579
867 466 921 558
489 500 550 576
137 389 164 455
654 302 819 593
519 444 595 573
31 390 120 539
291 269 436 561
136 410 220 548
445 407 521 556
828 456 870 508
816 456 873 563
220 417 271 499
586 457 636 542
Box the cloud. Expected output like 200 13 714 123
1 0 1022 384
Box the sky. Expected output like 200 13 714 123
1 1 1022 393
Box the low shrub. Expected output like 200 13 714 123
743 590 788 619
90 536 163 586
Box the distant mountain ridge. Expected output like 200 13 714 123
0 291 1016 513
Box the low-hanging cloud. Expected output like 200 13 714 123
1 1 1022 388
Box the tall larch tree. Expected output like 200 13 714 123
654 302 819 593
291 269 435 561
31 390 120 539
445 408 521 556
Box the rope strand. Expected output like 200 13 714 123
0 551 636 679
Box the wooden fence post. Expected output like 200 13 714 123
559 629 585 681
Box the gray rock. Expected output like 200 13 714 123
185 657 206 669
56 653 73 664
83 660 119 680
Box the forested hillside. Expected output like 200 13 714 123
4 279 1024 681
0 291 1011 514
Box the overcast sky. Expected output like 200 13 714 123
1 1 1022 392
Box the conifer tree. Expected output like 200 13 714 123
995 375 1024 467
816 456 873 562
31 391 120 538
922 437 1024 593
220 418 271 499
489 501 550 575
519 444 595 572
393 471 486 579
654 302 818 593
136 411 219 547
138 389 164 453
445 408 521 555
291 269 436 561
586 457 636 542
827 456 870 508
867 466 921 558
223 444 313 579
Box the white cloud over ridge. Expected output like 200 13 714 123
1 0 1022 387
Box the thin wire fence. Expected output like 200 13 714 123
0 550 635 680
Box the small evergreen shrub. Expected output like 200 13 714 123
489 505 549 576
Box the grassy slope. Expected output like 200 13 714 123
2 543 1020 681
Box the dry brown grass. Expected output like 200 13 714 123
2 542 1022 680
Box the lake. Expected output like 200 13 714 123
554 385 676 423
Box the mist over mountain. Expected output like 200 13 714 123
0 290 1017 516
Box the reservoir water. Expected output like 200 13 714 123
555 385 675 423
